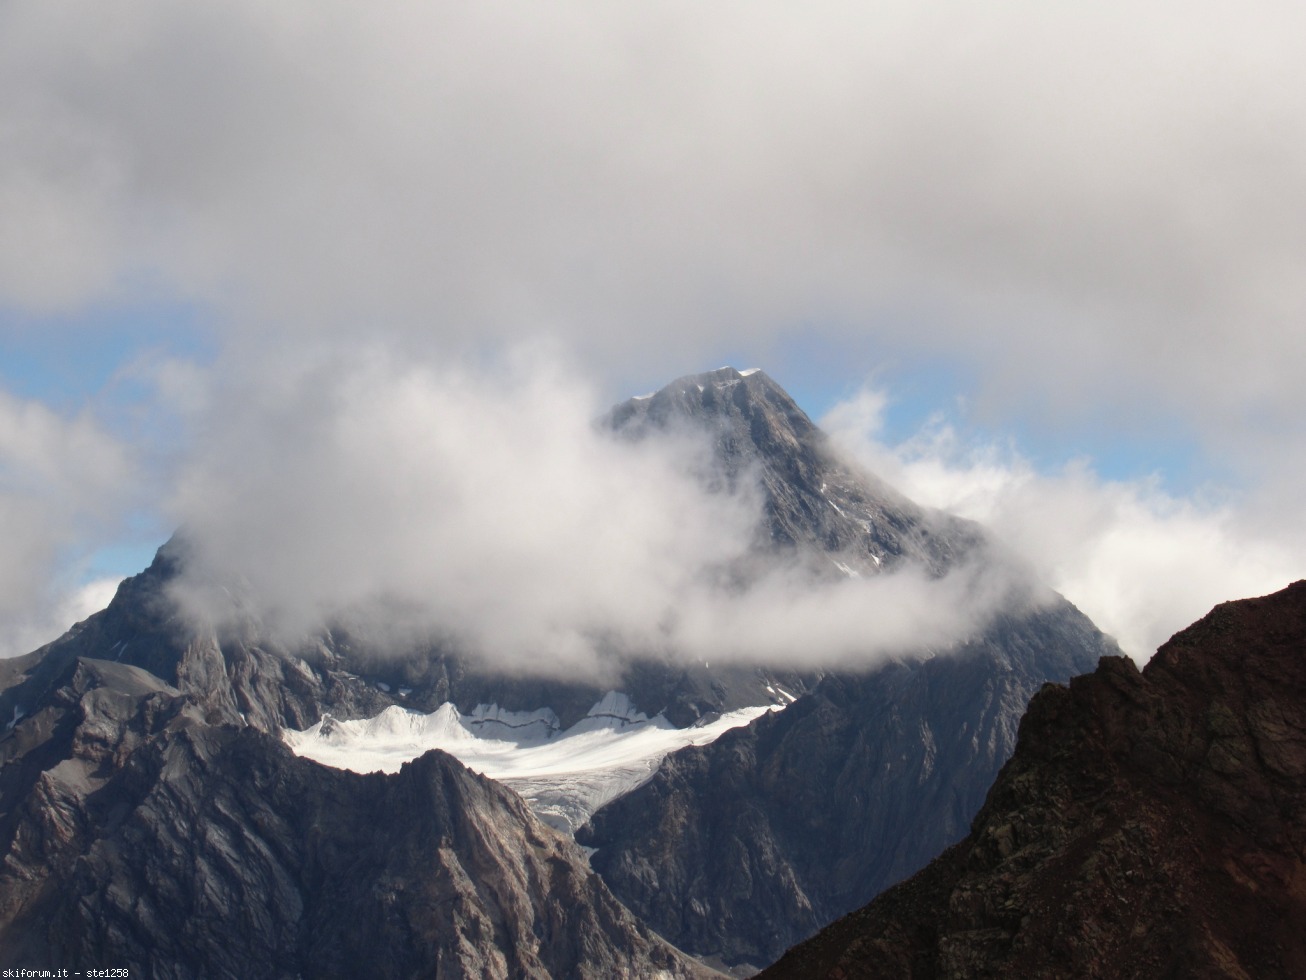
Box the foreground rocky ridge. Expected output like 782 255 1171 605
0 652 714 978
761 582 1306 979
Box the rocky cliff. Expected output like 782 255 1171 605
578 373 1121 973
760 581 1306 979
0 651 716 978
1 532 812 741
578 603 1113 972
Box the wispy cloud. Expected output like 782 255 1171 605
824 389 1301 660
2 2 1303 662
0 390 137 654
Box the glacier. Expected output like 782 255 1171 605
284 694 772 833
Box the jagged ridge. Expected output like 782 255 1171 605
761 581 1306 979
609 366 982 575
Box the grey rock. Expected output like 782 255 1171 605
578 604 1114 971
570 367 1121 971
0 655 717 978
0 364 1123 977
608 367 982 576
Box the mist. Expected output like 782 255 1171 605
3 2 1303 665
825 388 1302 661
163 350 1029 678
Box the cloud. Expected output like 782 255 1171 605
666 555 1035 668
3 1 1305 436
824 388 1302 660
3 2 1304 664
163 349 1028 678
0 389 136 655
0 577 125 663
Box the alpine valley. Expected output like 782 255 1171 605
2 367 1133 976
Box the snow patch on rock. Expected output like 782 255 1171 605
284 694 772 833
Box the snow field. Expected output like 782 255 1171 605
284 695 772 833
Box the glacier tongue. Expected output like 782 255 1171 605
284 695 772 833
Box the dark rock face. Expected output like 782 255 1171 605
609 367 982 575
569 368 1123 972
0 543 399 736
578 605 1113 971
0 653 715 978
6 367 999 748
0 367 984 750
761 582 1306 980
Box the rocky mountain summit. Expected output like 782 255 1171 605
572 370 1121 975
0 366 1013 751
609 366 982 576
760 582 1306 979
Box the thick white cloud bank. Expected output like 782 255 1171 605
825 390 1302 660
3 0 1305 433
164 352 1028 678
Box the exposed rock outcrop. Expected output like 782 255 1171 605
578 604 1113 972
761 582 1306 979
0 653 716 978
0 365 1125 976
1 535 814 740
609 367 982 575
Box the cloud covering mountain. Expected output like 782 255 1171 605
162 357 1032 678
1 1 1303 656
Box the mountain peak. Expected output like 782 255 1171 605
610 365 815 444
608 366 980 574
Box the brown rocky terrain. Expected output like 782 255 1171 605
761 581 1306 979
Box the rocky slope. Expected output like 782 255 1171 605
0 533 812 742
0 366 1028 746
609 367 982 576
0 651 715 978
760 581 1306 979
578 604 1113 972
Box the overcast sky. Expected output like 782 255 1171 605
1 1 1302 662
